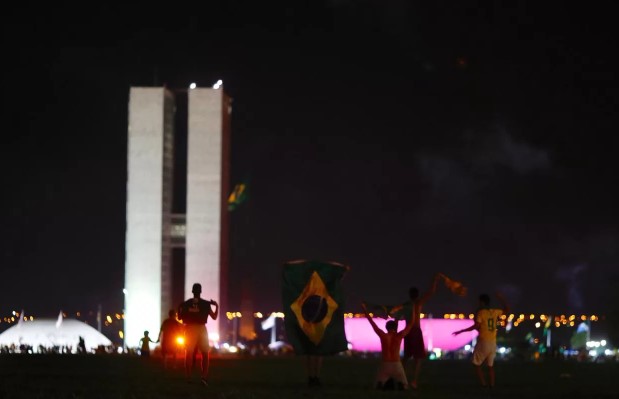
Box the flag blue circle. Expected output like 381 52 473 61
301 295 328 323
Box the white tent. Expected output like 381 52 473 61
0 313 112 353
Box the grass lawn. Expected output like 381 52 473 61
0 354 618 398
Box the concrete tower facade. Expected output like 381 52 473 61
125 86 230 347
186 89 231 342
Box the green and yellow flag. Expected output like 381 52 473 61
228 181 248 211
282 260 349 355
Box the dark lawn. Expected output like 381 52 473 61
0 354 617 398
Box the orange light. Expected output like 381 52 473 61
176 336 185 346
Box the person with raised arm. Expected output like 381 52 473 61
402 273 442 389
362 301 415 390
453 292 509 389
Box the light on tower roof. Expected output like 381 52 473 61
189 82 197 90
213 79 223 89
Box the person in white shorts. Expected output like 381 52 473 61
178 283 219 386
453 292 509 388
362 302 415 390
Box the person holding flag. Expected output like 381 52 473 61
401 273 442 390
362 273 467 389
282 260 350 388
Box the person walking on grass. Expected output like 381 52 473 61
453 292 509 389
157 309 183 369
139 331 156 358
362 301 415 390
178 283 219 386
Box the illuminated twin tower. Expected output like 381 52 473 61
124 85 231 347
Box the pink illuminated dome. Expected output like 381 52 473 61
344 317 477 352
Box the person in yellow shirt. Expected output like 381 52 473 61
453 292 509 389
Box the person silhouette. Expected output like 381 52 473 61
77 336 86 354
453 292 510 389
157 309 183 369
362 301 415 390
177 283 219 386
402 273 442 389
139 330 156 358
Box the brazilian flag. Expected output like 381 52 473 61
228 181 248 211
282 260 349 355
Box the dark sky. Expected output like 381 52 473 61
2 2 618 318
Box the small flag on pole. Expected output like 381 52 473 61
228 181 248 211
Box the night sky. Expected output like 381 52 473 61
2 2 618 319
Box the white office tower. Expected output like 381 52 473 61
125 85 230 348
186 88 231 342
125 88 175 347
